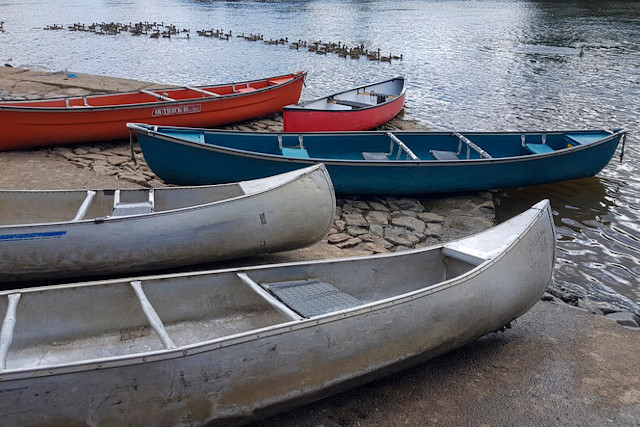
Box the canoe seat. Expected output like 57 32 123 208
328 99 371 109
524 143 554 155
564 134 601 146
362 152 390 161
263 279 362 318
267 77 291 86
111 202 154 217
236 87 257 93
111 189 155 217
281 147 310 158
430 150 459 161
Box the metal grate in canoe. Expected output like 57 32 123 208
263 279 362 318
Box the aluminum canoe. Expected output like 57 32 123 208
282 76 406 132
128 123 626 195
0 164 335 283
0 71 306 150
0 200 555 425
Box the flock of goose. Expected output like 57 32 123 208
38 21 403 62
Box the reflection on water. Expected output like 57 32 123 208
0 0 639 305
494 175 640 306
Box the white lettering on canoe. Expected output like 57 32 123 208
152 104 202 117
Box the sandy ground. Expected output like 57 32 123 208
1 66 639 426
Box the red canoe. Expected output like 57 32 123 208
0 71 307 150
283 76 406 132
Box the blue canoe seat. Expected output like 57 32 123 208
281 147 310 158
362 152 390 161
429 150 459 161
525 143 554 155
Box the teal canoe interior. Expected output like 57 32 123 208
194 129 616 162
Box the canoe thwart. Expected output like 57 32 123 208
139 89 175 102
387 132 419 160
0 293 20 370
262 279 362 318
236 273 303 321
130 281 176 349
185 86 220 98
453 132 492 159
72 190 97 221
358 91 397 98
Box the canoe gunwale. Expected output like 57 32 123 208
0 200 553 380
0 72 308 113
0 164 328 229
129 123 626 167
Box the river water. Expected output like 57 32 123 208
1 0 639 307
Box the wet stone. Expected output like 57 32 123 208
425 222 443 237
344 200 370 210
605 311 640 328
342 203 364 214
391 216 426 234
336 237 362 249
343 213 368 228
367 201 389 212
384 226 421 246
417 212 445 224
106 156 130 167
346 226 368 237
365 211 389 226
389 210 418 219
369 224 385 237
387 198 424 212
327 233 352 244
361 241 389 254
334 219 346 233
91 164 118 176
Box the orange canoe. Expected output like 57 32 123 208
0 71 307 150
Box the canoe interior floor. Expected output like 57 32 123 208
5 310 285 370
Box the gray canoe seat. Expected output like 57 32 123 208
362 152 390 161
111 203 154 217
430 150 459 160
111 189 155 217
263 279 362 318
328 99 371 109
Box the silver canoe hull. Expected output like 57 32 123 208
0 164 335 283
0 200 554 425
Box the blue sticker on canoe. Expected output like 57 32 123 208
0 231 67 242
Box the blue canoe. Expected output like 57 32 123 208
128 123 626 195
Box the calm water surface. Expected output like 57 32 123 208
1 0 639 307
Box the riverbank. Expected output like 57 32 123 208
1 66 639 425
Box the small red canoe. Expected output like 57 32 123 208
283 76 406 132
0 71 307 150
